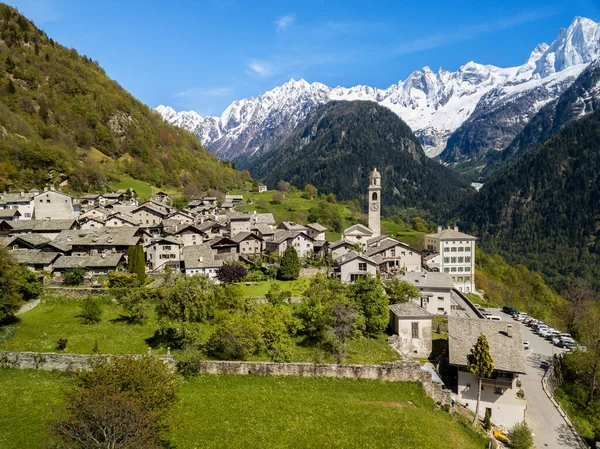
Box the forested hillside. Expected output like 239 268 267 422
248 101 473 221
460 108 600 291
0 4 246 192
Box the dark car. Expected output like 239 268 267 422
502 306 517 315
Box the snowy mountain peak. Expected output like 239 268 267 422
157 17 600 160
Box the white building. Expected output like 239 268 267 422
424 226 476 293
305 223 327 241
343 224 373 250
181 244 223 281
266 230 314 258
145 236 181 271
364 236 422 274
34 189 74 220
335 251 378 283
388 302 433 358
0 191 36 219
448 317 526 429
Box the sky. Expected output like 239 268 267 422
6 0 600 116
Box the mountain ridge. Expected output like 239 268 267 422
157 17 600 166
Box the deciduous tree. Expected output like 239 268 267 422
467 334 494 425
385 279 420 304
348 275 388 335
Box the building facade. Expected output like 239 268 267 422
368 168 381 238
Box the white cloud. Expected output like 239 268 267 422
275 14 294 32
248 60 273 77
175 87 233 98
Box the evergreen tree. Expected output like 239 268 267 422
467 334 494 425
278 246 300 280
509 421 534 449
128 246 146 285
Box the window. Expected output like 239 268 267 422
438 296 444 301
458 267 463 272
163 246 171 250
451 267 456 272
465 256 471 263
451 247 457 252
458 276 463 281
390 250 395 257
465 276 470 281
358 262 367 271
444 257 449 263
465 267 471 272
372 192 377 201
452 277 456 281
444 268 449 273
458 247 463 252
350 274 362 282
437 307 445 313
458 257 464 263
451 257 456 263
494 387 505 395
411 322 419 339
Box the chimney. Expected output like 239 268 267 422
20 191 24 197
454 225 458 232
507 324 513 338
437 226 442 234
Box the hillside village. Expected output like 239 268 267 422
0 169 537 432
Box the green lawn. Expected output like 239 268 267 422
0 294 399 364
0 369 487 449
107 174 154 200
236 278 312 298
0 295 167 355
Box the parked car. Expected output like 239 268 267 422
523 341 530 350
477 308 486 313
482 311 492 317
503 306 517 315
486 315 502 321
527 320 538 327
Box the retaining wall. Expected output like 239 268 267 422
0 352 451 404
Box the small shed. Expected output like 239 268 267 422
389 302 433 358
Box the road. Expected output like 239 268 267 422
487 309 581 449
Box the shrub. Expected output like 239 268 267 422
509 421 534 449
56 338 68 351
216 263 248 284
79 297 102 324
207 312 264 360
483 408 491 431
63 267 86 286
107 271 138 288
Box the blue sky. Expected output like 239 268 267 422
7 0 600 116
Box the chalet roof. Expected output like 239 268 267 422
107 212 140 225
53 254 124 270
54 227 141 247
425 227 476 241
397 271 454 289
0 192 35 203
181 244 223 269
174 224 209 236
231 231 261 243
335 250 377 266
364 239 400 256
313 240 328 249
366 234 390 246
81 194 100 200
0 209 21 218
5 233 51 247
12 249 60 265
227 212 252 221
147 236 181 246
389 302 432 318
7 219 77 232
329 239 355 250
448 317 525 374
252 224 275 235
80 216 106 224
41 241 72 253
423 252 439 261
133 202 168 217
306 222 327 232
277 222 308 231
102 193 124 199
343 223 373 236
271 230 312 244
252 213 275 225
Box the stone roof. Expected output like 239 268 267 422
343 223 373 235
252 213 275 225
5 233 51 247
426 227 476 241
53 254 124 270
12 249 60 265
336 250 377 266
133 202 168 217
448 317 525 374
306 222 327 232
181 244 223 269
271 230 311 244
389 302 432 318
226 212 251 221
231 231 261 243
0 209 21 218
252 224 275 235
0 192 36 203
54 227 141 247
107 212 140 225
7 219 77 232
423 252 439 261
366 234 390 246
329 238 355 250
277 221 308 231
364 239 400 256
397 271 454 289
147 236 181 246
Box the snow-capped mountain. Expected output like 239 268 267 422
156 16 600 164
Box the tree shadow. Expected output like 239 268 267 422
145 328 181 350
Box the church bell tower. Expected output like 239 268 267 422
368 168 381 237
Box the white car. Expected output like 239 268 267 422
523 341 530 350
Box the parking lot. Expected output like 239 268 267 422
487 308 581 449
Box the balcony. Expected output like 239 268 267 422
481 378 513 389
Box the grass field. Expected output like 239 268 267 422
0 369 487 449
237 278 312 298
107 174 154 200
0 295 399 364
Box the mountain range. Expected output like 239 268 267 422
157 17 600 171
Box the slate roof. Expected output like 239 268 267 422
11 249 60 265
389 302 433 318
336 250 377 266
277 221 308 231
306 222 327 232
364 239 401 256
133 202 168 217
54 227 141 247
231 231 261 243
7 219 77 232
448 317 525 374
227 212 252 221
147 236 182 246
252 224 275 235
181 244 223 269
0 192 36 203
329 239 355 250
343 223 373 235
271 230 311 244
0 209 21 218
397 272 454 289
53 254 124 270
5 233 51 248
252 213 275 225
426 228 477 241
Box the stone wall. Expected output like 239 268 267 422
299 267 328 278
0 351 451 404
44 287 109 298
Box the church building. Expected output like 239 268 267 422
368 168 381 237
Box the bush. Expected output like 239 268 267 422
56 338 68 351
207 312 264 360
483 408 491 431
510 421 534 449
63 267 86 286
107 271 138 288
216 263 248 284
79 297 102 324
